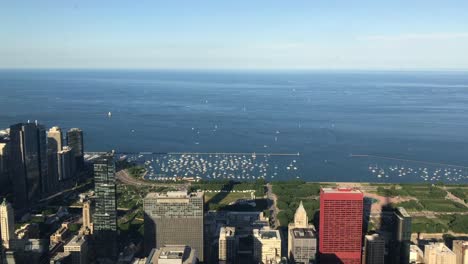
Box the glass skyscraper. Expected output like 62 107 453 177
92 153 117 260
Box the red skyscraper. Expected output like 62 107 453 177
319 188 364 264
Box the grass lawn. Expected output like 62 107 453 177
205 191 253 205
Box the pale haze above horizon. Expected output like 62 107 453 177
2 0 468 70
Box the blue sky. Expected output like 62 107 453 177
1 0 468 69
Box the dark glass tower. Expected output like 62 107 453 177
66 128 84 169
92 153 117 260
390 207 412 264
8 122 48 209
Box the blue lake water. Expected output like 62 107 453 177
1 69 468 183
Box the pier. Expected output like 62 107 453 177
350 154 468 169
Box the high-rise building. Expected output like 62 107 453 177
64 235 88 264
57 146 74 181
390 207 412 264
0 140 8 193
319 188 363 264
290 228 317 264
363 234 385 264
66 128 84 169
0 198 15 249
218 226 236 264
47 126 63 193
144 191 204 261
424 243 456 264
410 245 425 264
253 227 282 264
453 240 468 264
8 122 48 208
92 153 117 260
81 200 93 235
288 201 316 263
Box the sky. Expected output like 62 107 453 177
1 0 468 70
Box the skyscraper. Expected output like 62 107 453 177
363 234 385 264
57 146 74 181
66 128 84 169
253 227 282 264
144 191 204 261
47 126 63 194
319 188 363 264
425 243 456 264
390 207 412 264
92 153 117 260
288 201 316 263
81 200 93 235
0 198 15 249
219 226 236 264
8 122 48 208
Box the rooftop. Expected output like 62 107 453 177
292 228 316 239
321 187 362 194
145 191 203 199
396 207 410 217
65 235 86 248
149 245 196 264
254 228 280 240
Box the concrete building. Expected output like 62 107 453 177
453 240 468 264
48 126 63 152
391 207 412 264
80 200 93 235
218 226 236 264
8 122 48 208
410 245 425 264
92 153 118 260
0 198 15 249
0 141 8 192
319 188 363 264
424 243 456 264
363 234 385 264
253 227 281 264
289 228 317 264
58 146 74 181
66 128 84 169
64 235 88 264
144 191 204 261
47 126 63 194
146 245 197 264
288 201 316 263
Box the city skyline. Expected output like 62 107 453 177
2 0 468 70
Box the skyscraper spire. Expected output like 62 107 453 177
294 200 308 228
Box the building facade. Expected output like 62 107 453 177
288 201 316 263
391 207 412 264
424 243 456 264
453 240 468 264
253 227 282 264
47 126 63 194
218 226 236 264
144 191 204 261
0 198 15 249
92 153 117 260
57 146 74 181
64 235 88 264
319 188 363 264
66 128 84 169
8 122 48 208
363 234 385 264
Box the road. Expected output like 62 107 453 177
266 183 280 228
116 169 189 190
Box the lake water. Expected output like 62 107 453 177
1 69 468 183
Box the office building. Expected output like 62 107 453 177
218 226 236 264
288 201 316 263
363 234 385 264
319 188 363 264
0 198 15 249
8 122 48 208
58 146 74 181
391 207 412 264
290 228 317 264
50 222 71 244
64 235 88 264
253 227 282 264
92 153 117 260
424 243 456 264
66 128 84 169
144 191 204 261
47 126 62 193
0 141 8 191
146 245 197 264
453 240 468 264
